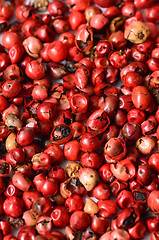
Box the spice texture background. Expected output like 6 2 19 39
0 0 159 239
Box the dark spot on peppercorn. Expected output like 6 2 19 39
135 192 146 201
0 23 8 32
0 162 9 175
7 83 12 88
67 3 76 9
138 32 144 39
52 166 58 171
74 232 82 240
53 125 71 140
122 211 136 227
63 115 72 125
33 198 45 212
0 141 6 155
97 113 108 123
135 67 145 76
39 219 50 225
139 169 144 174
66 178 84 193
65 61 77 73
9 217 25 228
9 21 19 28
74 178 81 186
76 40 88 51
85 70 88 75
139 138 144 144
118 50 124 56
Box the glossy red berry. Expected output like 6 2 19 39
3 196 24 218
47 40 67 63
70 211 90 231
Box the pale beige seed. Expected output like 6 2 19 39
34 0 48 11
66 162 82 179
124 20 150 44
5 133 18 151
5 113 22 128
109 16 126 32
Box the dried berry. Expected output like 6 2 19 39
124 21 150 44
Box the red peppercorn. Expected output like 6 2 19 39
69 211 90 231
75 24 93 52
65 194 84 212
32 197 52 216
69 11 86 30
17 226 36 240
148 191 159 213
94 0 114 8
25 59 45 79
98 200 118 218
146 5 159 23
90 14 109 30
0 53 10 71
53 19 70 34
91 214 110 236
0 3 14 20
47 40 67 63
74 65 90 89
38 25 55 42
51 206 69 228
36 216 52 235
104 6 120 19
64 140 81 161
15 4 32 22
3 196 24 218
93 182 110 200
8 42 24 64
58 32 75 48
48 166 66 183
109 31 127 50
109 50 128 68
40 178 58 197
132 86 152 110
22 191 41 210
17 128 35 147
31 152 51 171
2 80 22 98
146 217 159 233
48 1 66 16
2 31 21 50
12 172 31 192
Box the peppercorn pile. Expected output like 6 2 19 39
0 0 159 239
